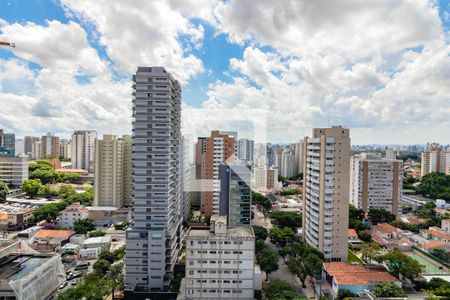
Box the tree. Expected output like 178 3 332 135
280 188 301 196
253 225 269 241
20 179 43 198
93 258 111 275
255 239 267 254
252 192 272 214
431 248 450 263
112 246 125 261
29 169 57 184
337 289 356 300
271 211 302 229
89 230 106 238
29 161 52 172
0 181 8 202
58 184 77 199
60 172 80 183
264 279 305 300
38 185 59 199
67 188 94 206
357 230 372 242
415 201 437 219
368 208 395 225
99 251 115 263
349 204 365 221
372 282 406 298
376 248 422 280
32 202 67 222
257 248 279 279
416 172 450 200
269 227 295 246
287 253 322 287
73 218 96 234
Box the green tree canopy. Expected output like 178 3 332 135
257 248 279 277
264 279 305 300
368 208 395 225
32 201 67 222
271 211 302 229
269 227 296 246
376 248 422 280
73 218 96 234
0 181 9 201
20 179 43 198
89 230 106 238
287 253 322 287
416 172 450 200
337 289 356 300
372 282 406 298
93 259 111 275
253 225 269 241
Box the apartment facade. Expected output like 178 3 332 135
94 134 132 208
59 139 72 159
185 216 255 300
280 150 295 178
350 156 403 214
125 67 182 291
303 126 350 262
71 130 97 173
31 141 41 160
237 139 254 162
219 164 252 227
294 140 304 176
41 133 60 159
253 166 278 191
0 156 28 186
59 202 89 229
200 131 236 217
24 136 40 156
421 144 450 177
180 136 192 222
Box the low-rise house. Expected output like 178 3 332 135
32 229 75 251
348 229 361 245
87 206 130 226
80 247 102 260
423 240 450 252
61 243 80 255
372 223 401 239
58 202 88 229
81 236 111 252
322 262 401 299
423 229 450 242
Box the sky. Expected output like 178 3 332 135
0 0 449 144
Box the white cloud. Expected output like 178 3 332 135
61 0 205 83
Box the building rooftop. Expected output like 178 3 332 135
348 229 358 238
423 240 448 250
82 236 111 244
187 227 254 239
0 254 50 281
87 206 118 212
34 229 75 239
372 223 398 234
323 262 397 286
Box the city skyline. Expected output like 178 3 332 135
1 1 450 144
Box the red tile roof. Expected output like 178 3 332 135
35 230 75 239
425 229 450 241
348 229 358 238
372 223 397 234
424 240 448 250
323 262 397 286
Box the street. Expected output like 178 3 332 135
252 205 306 297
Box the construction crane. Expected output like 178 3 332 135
0 41 15 48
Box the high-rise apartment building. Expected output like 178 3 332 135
294 141 304 176
185 215 256 300
191 137 207 209
303 126 350 262
350 155 403 214
237 139 254 162
0 129 15 157
280 150 295 178
219 164 252 227
180 136 192 222
71 130 97 173
59 139 72 159
125 67 182 292
200 131 236 217
24 136 40 156
0 156 28 186
31 141 42 160
421 144 450 177
385 148 396 159
94 135 132 208
15 139 24 156
41 133 60 159
253 166 278 191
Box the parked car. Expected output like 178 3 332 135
58 281 68 289
71 279 78 286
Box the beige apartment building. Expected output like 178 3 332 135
303 126 350 262
40 133 60 159
350 155 403 214
421 143 450 177
94 134 132 208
